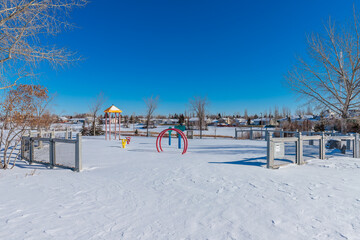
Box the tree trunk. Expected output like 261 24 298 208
146 118 149 137
341 117 347 134
93 115 96 136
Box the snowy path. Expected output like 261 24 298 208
1 137 360 239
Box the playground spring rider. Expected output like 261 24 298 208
156 127 188 154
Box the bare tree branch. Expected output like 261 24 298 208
0 0 88 89
286 8 360 132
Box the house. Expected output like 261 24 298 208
252 118 272 125
186 117 211 128
58 116 68 123
321 109 336 119
233 118 248 126
161 119 179 125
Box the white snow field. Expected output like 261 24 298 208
1 136 360 240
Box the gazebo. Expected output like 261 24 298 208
104 105 122 140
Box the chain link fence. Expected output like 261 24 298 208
21 133 82 172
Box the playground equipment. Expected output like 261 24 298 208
168 125 186 149
120 137 131 148
104 105 122 140
156 128 188 154
121 139 127 148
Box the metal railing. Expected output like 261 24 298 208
266 132 359 169
235 128 346 140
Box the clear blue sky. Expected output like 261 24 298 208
37 0 356 116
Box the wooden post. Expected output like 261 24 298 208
75 133 82 172
66 127 69 139
250 127 253 140
114 113 117 140
319 132 325 160
105 113 108 140
109 113 112 140
119 114 121 139
296 132 303 165
235 129 238 139
267 133 274 169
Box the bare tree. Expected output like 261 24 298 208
189 96 208 139
30 92 55 130
144 95 159 137
0 84 48 169
0 0 88 90
286 9 360 132
89 92 107 136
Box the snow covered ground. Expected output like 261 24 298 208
1 137 360 239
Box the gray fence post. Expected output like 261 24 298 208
75 133 82 172
319 132 325 160
235 129 238 139
267 133 274 169
20 136 25 160
347 134 352 150
309 132 314 145
354 133 359 158
66 128 69 139
296 132 303 165
49 135 55 169
265 130 268 141
29 138 34 164
38 129 43 148
250 128 253 140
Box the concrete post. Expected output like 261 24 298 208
267 133 274 169
75 133 82 172
66 128 69 139
296 132 304 165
